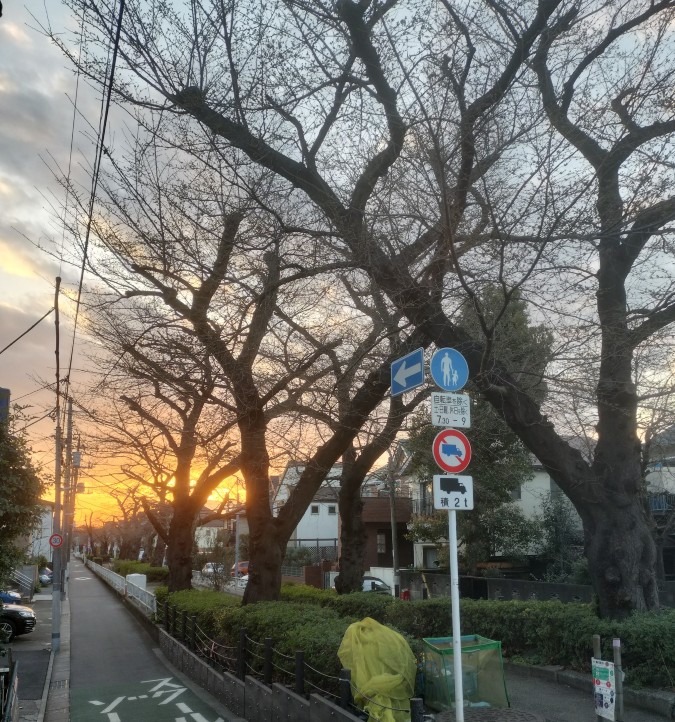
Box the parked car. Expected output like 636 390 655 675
236 574 248 588
0 603 37 641
0 590 21 605
230 561 249 577
39 568 53 585
201 563 225 576
362 576 391 593
332 575 392 594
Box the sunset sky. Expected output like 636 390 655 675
0 4 135 525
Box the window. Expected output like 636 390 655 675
377 532 386 554
328 505 336 515
311 505 319 515
510 485 521 501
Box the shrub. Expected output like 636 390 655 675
324 591 395 623
161 582 675 691
112 560 168 582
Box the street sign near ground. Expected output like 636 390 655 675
433 475 474 510
49 533 64 548
430 348 469 391
432 428 472 473
390 347 425 396
430 392 471 428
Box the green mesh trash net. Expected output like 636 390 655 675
423 635 510 711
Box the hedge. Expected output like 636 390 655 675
112 560 169 583
163 585 675 690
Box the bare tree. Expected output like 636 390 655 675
54 0 675 617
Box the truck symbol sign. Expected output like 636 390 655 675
439 477 466 494
441 443 462 458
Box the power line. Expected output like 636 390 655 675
64 0 126 401
0 308 54 356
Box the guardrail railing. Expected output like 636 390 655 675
85 560 157 616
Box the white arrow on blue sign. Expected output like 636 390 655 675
390 348 425 396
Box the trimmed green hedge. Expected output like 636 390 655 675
112 560 169 583
163 585 675 690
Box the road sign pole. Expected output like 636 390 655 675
448 509 464 722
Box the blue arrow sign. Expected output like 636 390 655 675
391 348 425 396
430 348 469 391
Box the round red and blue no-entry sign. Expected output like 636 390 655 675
432 429 472 473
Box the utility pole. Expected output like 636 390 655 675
65 435 81 558
388 448 400 598
52 277 62 653
234 513 241 580
61 398 74 600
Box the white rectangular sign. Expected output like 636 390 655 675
431 392 471 428
433 475 474 511
592 658 616 720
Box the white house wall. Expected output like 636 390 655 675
30 505 54 560
514 470 552 519
295 502 338 540
646 465 675 494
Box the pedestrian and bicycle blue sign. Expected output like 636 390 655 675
430 348 469 392
390 347 425 396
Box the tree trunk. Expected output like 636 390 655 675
242 529 284 603
151 536 166 568
335 484 366 594
166 505 196 592
583 500 658 618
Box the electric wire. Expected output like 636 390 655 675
57 3 88 279
0 308 54 356
63 0 126 405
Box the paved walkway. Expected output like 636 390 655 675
10 562 675 721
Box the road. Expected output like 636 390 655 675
68 559 236 722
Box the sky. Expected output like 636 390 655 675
0 3 110 522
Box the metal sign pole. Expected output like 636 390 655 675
448 508 464 722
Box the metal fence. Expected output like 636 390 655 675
0 652 18 722
86 560 157 614
158 600 425 722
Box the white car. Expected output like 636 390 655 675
236 574 248 588
201 563 225 575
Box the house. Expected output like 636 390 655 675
273 462 341 561
274 459 414 568
194 507 248 553
27 501 55 562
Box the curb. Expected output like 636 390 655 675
36 649 55 722
504 661 675 719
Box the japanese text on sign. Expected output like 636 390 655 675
431 392 471 428
592 658 616 721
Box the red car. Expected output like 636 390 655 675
230 561 249 577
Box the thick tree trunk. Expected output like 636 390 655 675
239 405 282 604
242 531 284 603
166 505 196 592
151 536 166 567
335 484 366 594
583 500 658 618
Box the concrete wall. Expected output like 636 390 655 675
159 630 362 722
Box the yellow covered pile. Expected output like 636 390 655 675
337 617 417 722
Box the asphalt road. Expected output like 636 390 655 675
68 560 235 722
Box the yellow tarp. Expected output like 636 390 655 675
337 617 417 722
